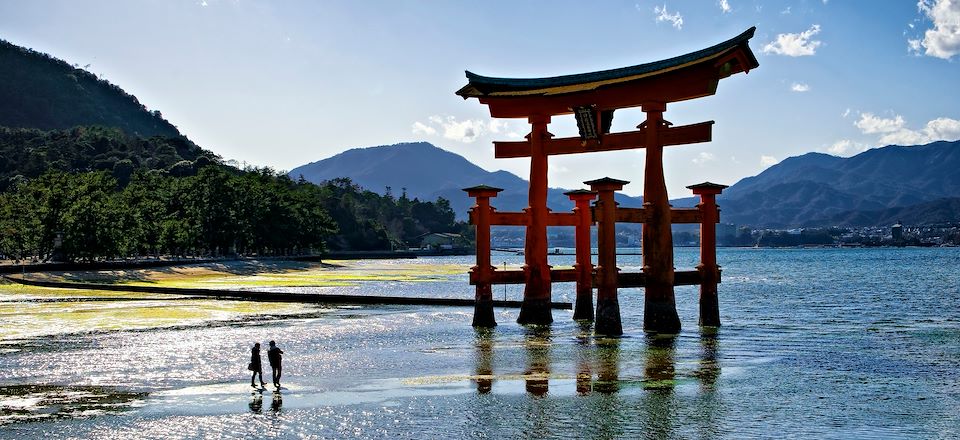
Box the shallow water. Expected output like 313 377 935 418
0 248 958 439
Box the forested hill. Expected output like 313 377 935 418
0 39 466 260
0 126 214 191
0 38 181 138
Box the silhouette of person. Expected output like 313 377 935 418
249 342 267 388
267 340 284 388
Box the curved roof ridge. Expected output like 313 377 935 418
457 27 757 97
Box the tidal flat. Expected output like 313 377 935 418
0 248 958 439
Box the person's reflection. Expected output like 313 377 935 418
473 328 495 394
694 329 720 390
593 337 620 394
270 392 282 413
524 326 551 396
249 393 263 414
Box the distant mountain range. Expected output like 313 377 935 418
720 140 960 227
6 35 953 230
290 140 960 227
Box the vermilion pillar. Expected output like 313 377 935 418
464 185 503 328
565 189 597 321
687 182 727 327
641 102 681 334
586 177 628 336
518 115 553 325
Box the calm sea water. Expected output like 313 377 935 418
0 247 958 439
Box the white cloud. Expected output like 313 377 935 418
855 113 905 134
760 155 779 167
913 0 960 59
790 82 811 92
925 117 960 138
908 38 923 54
719 0 731 13
781 6 792 14
692 152 716 165
411 121 436 136
827 139 869 156
654 4 684 29
842 108 852 118
762 24 823 56
855 112 960 145
412 115 513 143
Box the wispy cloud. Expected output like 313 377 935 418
411 115 511 143
762 25 823 56
411 121 436 136
826 139 869 156
910 0 960 59
760 155 779 168
653 4 684 29
719 0 731 14
790 82 811 92
693 152 716 165
855 112 960 145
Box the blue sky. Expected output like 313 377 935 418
1 0 958 197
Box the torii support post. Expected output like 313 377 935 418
565 189 597 321
688 182 728 327
517 115 554 325
587 178 628 336
464 185 504 328
641 102 681 335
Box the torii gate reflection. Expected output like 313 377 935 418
459 28 759 335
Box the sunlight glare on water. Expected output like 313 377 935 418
0 247 958 438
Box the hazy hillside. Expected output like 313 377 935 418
289 141 648 219
0 39 182 138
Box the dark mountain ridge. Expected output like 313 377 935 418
721 140 960 226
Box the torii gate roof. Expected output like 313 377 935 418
456 27 759 118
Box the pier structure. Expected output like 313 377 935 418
459 28 759 334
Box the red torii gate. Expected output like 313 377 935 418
458 28 759 334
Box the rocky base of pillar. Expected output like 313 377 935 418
517 298 553 325
472 300 497 328
644 299 681 334
595 298 623 336
698 290 720 327
573 294 594 321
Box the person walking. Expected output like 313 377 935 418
267 340 284 389
248 342 267 388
